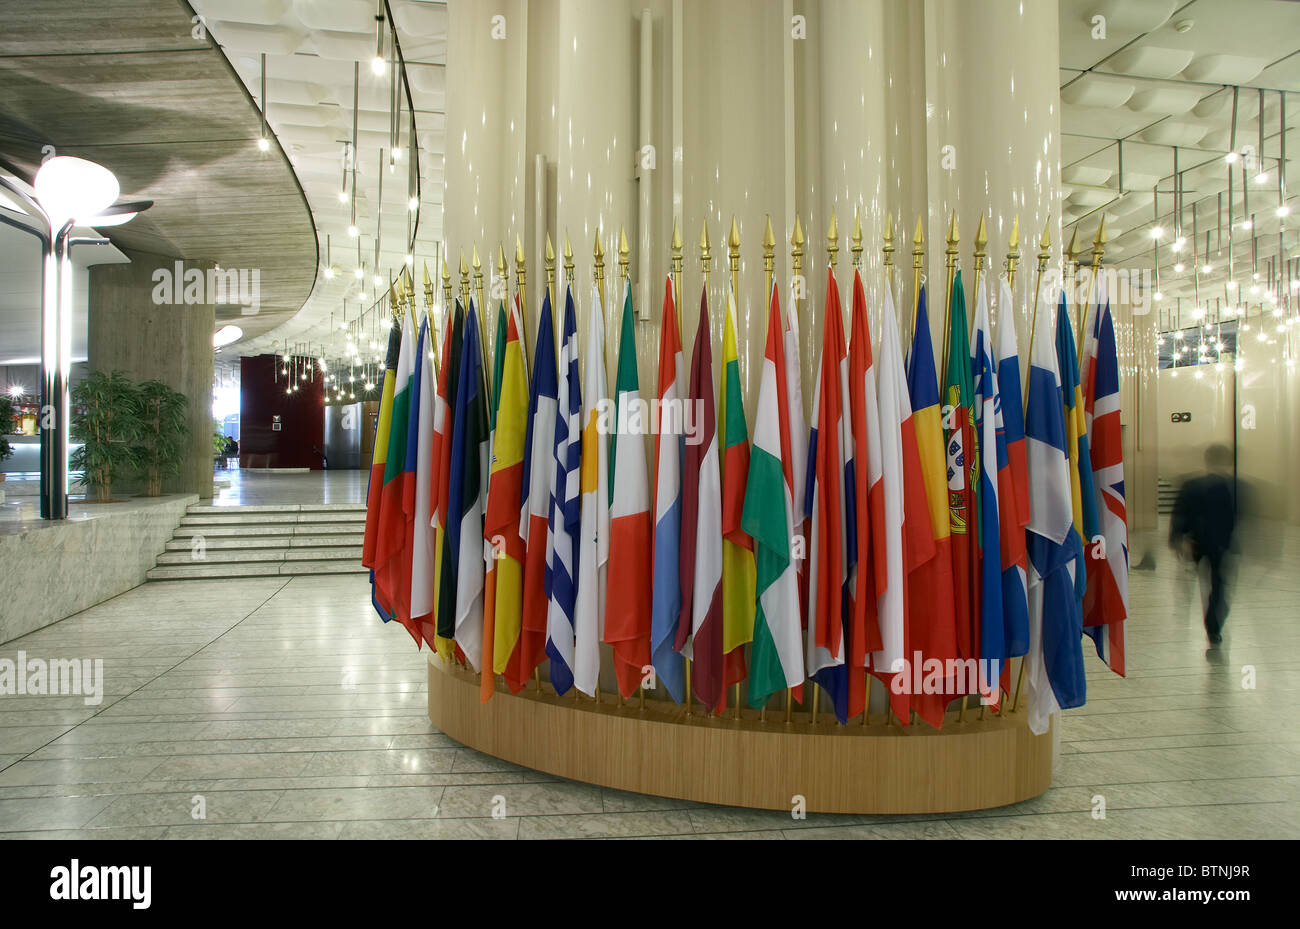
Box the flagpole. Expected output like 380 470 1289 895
787 215 801 727
810 210 839 731
441 257 453 313
763 215 775 310
473 246 487 370
594 229 606 323
912 216 925 338
972 214 989 723
997 217 1020 716
515 236 530 373
853 207 873 729
671 217 684 329
1012 218 1053 714
546 232 557 312
459 250 471 313
941 212 959 377
1077 218 1108 366
1064 226 1080 337
615 225 641 713
727 215 744 721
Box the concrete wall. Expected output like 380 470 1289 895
87 248 215 498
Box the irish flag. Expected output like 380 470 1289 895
573 282 609 697
651 276 686 703
720 284 755 700
742 281 804 708
605 280 652 699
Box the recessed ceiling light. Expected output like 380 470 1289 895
1174 19 1194 33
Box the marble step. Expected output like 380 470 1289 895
146 560 368 581
185 503 367 515
163 535 363 552
155 546 363 566
171 524 363 539
178 511 364 527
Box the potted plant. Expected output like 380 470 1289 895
71 370 139 503
136 380 189 496
0 395 15 502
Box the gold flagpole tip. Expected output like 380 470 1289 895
422 261 431 287
593 229 604 260
515 235 525 267
471 246 481 271
1066 226 1080 261
618 226 630 260
545 233 555 263
975 213 988 252
852 207 864 248
496 245 506 277
1093 215 1108 248
728 215 740 251
763 215 776 250
792 214 805 248
441 258 450 282
563 230 573 262
1039 215 1052 251
883 211 894 246
671 217 683 252
946 211 959 246
699 219 710 251
828 209 838 244
459 252 468 275
1009 215 1021 250
914 215 924 246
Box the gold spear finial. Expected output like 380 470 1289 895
1091 215 1108 266
700 219 712 273
1038 215 1052 268
459 250 470 302
1006 215 1021 282
545 232 555 268
974 212 988 271
827 209 839 269
763 215 775 269
563 229 574 281
472 245 481 275
728 215 741 267
672 216 683 255
945 211 959 263
882 211 895 269
515 234 526 283
793 214 805 252
618 225 630 281
1066 225 1080 267
497 243 507 280
422 261 431 289
851 206 864 269
441 256 452 305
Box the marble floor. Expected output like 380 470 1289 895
211 468 366 507
0 519 1297 840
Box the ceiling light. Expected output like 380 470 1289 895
1225 151 1239 164
1149 226 1164 239
354 267 364 280
408 197 418 211
213 325 242 348
1240 219 1253 230
338 190 348 204
1278 205 1291 217
7 384 23 398
34 156 119 225
1174 262 1185 273
1154 290 1164 301
371 56 386 76
1226 280 1237 289
323 266 336 280
1201 264 1212 274
404 254 414 266
347 225 359 238
392 147 403 162
373 274 383 286
1256 170 1269 183
257 137 270 152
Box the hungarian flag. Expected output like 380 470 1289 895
720 285 755 699
905 285 959 728
871 283 936 725
971 279 1006 700
485 297 529 692
1057 293 1099 614
406 313 438 650
372 309 416 628
433 303 464 658
1025 293 1087 735
362 316 404 620
677 288 724 712
742 281 805 708
604 281 653 699
943 271 980 665
1081 276 1128 676
848 268 885 723
806 268 853 723
515 290 558 690
994 278 1030 697
573 282 610 697
546 285 583 695
448 298 489 670
651 276 686 703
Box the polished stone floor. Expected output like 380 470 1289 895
0 516 1297 839
212 468 366 507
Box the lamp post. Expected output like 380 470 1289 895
0 156 149 519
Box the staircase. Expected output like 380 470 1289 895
1157 477 1177 515
146 503 368 581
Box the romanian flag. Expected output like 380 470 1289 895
651 276 686 703
605 280 653 699
448 298 489 670
720 285 755 698
943 271 979 665
573 282 609 697
485 297 529 692
516 291 558 690
373 308 417 633
905 286 959 727
362 316 404 620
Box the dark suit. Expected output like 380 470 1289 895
1170 473 1236 639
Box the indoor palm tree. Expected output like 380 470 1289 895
136 380 190 496
71 370 139 503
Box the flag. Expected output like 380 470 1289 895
720 284 756 698
651 276 686 703
970 279 1005 697
433 303 465 658
448 298 489 670
872 283 936 725
372 309 416 628
1057 295 1100 558
1024 294 1087 736
784 282 809 660
573 283 610 697
994 277 1030 692
806 268 853 723
605 281 653 699
1081 277 1128 676
742 281 805 708
546 285 583 695
362 316 404 620
848 268 884 722
943 271 980 664
677 288 724 712
905 285 960 728
408 313 439 650
516 290 558 690
485 297 529 691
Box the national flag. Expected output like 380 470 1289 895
848 268 885 722
905 285 960 728
605 281 653 699
994 278 1031 693
677 288 725 712
407 313 438 650
447 298 490 670
485 297 529 691
943 271 980 665
432 302 464 658
373 308 417 633
970 279 1005 697
783 282 809 659
872 282 936 725
651 276 686 703
1080 276 1128 676
362 315 404 620
1057 294 1100 558
743 281 805 709
806 268 854 723
515 290 558 691
573 282 610 697
720 284 756 698
546 285 583 695
1024 294 1087 736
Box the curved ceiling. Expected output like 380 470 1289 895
0 0 319 345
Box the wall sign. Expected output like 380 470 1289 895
1170 411 1192 423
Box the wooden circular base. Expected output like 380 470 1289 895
427 659 1053 814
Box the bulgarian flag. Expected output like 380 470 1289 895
515 290 558 691
448 298 489 670
720 284 755 699
943 271 980 665
604 280 653 699
373 307 417 635
362 316 404 620
432 302 464 659
905 285 960 728
573 282 609 698
651 275 686 703
485 296 529 693
742 281 804 708
677 287 724 712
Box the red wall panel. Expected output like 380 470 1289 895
239 355 325 469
